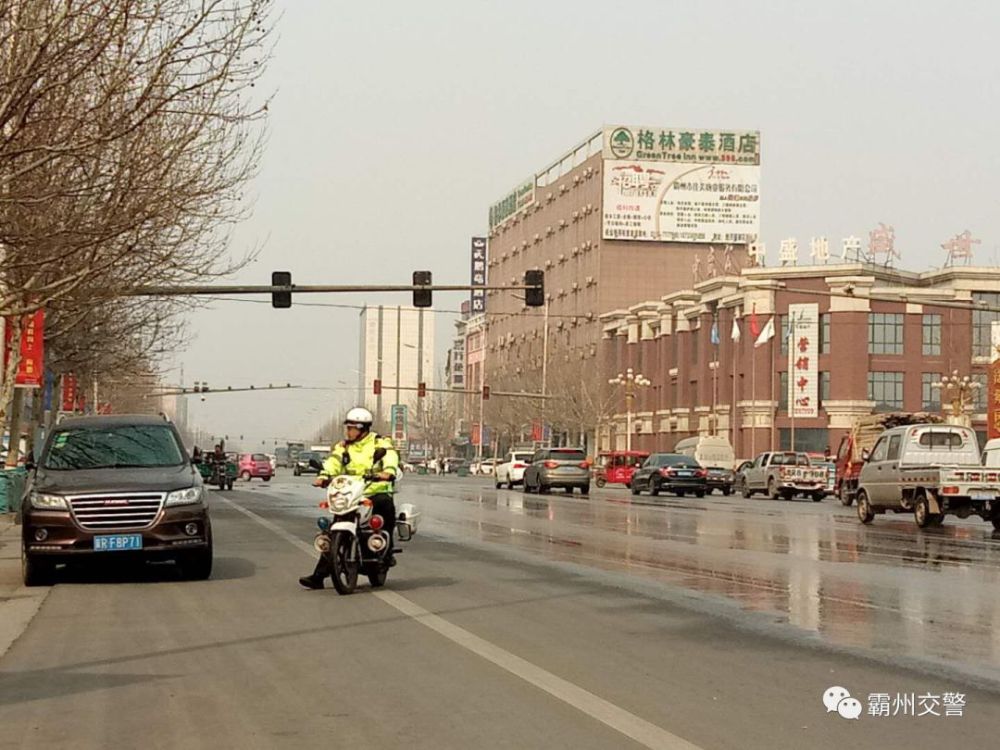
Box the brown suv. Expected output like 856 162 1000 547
21 415 212 586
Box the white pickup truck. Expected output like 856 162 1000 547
739 451 828 501
855 423 1000 529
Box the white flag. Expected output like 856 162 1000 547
731 318 740 342
754 316 775 348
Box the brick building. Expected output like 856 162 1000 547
600 263 1000 459
484 127 756 440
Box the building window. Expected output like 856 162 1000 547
972 292 1000 357
779 428 829 453
779 314 789 355
820 371 830 405
779 371 788 412
973 373 987 413
868 371 904 411
921 373 941 411
670 319 678 366
868 313 904 355
819 313 831 354
922 314 941 356
691 328 698 363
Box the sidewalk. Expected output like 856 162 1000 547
0 513 49 660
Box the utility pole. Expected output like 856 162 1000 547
417 307 424 423
395 305 402 411
376 305 384 429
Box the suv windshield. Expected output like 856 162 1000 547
43 424 185 470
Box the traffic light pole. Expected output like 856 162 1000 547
123 283 542 297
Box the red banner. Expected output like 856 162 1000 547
471 422 481 446
61 374 78 412
3 311 45 388
989 360 1000 440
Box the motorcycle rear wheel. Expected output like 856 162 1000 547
330 531 359 595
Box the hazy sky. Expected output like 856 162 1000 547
173 0 1000 449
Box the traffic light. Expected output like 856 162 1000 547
417 382 426 398
524 269 544 307
413 271 432 308
373 379 382 396
271 271 292 308
482 385 491 400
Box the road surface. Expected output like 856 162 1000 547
1 473 998 749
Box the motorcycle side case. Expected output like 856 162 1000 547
396 502 420 540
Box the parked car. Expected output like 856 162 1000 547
630 453 707 497
522 448 590 494
293 450 327 476
740 451 827 501
857 423 1000 529
495 450 535 488
20 414 213 585
239 453 274 481
705 466 735 495
267 453 277 471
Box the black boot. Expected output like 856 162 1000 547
299 575 324 590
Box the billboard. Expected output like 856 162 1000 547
390 404 408 444
601 125 760 244
489 178 535 229
470 237 487 315
787 304 819 420
3 310 45 388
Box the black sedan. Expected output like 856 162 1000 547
630 453 707 497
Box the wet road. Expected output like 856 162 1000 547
395 475 1000 684
2 471 999 749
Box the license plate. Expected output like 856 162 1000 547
677 471 691 477
93 534 143 551
971 492 995 501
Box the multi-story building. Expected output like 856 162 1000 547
484 126 758 434
357 305 435 430
601 262 1000 458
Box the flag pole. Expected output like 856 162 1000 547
731 310 738 450
751 335 757 458
770 335 776 452
789 314 795 452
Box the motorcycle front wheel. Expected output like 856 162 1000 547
330 531 359 595
367 565 388 588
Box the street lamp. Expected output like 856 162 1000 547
932 370 982 426
608 368 651 451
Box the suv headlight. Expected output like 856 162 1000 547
30 491 68 510
166 487 203 506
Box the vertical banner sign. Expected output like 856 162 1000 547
61 374 78 412
390 404 408 444
989 321 1000 439
470 237 488 315
471 422 481 446
3 311 45 388
787 303 819 419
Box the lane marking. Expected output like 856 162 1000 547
219 497 704 750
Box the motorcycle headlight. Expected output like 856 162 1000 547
30 491 68 510
166 487 203 507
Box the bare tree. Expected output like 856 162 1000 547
0 0 273 438
415 391 458 459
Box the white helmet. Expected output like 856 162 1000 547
344 407 374 429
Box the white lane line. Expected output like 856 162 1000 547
220 497 704 750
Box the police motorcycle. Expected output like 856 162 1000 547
309 453 419 595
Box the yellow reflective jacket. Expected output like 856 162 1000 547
320 431 399 496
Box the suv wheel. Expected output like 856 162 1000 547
768 478 780 500
539 483 551 495
181 546 213 580
22 549 55 587
631 481 640 496
741 479 752 499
